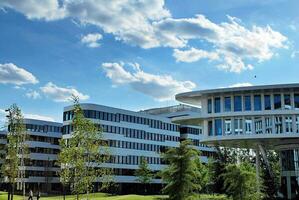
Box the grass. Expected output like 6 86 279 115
0 191 167 200
0 191 228 200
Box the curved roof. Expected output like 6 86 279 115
176 83 299 105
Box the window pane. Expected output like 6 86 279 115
224 97 231 112
274 94 282 109
254 95 262 111
208 121 213 136
214 97 221 113
284 94 291 109
244 95 251 111
214 119 222 136
234 96 242 112
208 99 212 113
264 95 271 110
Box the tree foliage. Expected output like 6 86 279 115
134 157 153 194
161 140 204 200
2 104 28 200
57 97 111 200
222 162 263 200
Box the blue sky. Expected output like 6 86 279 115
0 0 298 124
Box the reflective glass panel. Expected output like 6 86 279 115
224 97 231 112
264 95 271 110
215 119 222 136
254 95 262 111
244 95 251 111
214 97 221 113
274 94 282 109
234 96 242 112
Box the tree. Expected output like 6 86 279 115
2 104 28 200
161 140 203 200
222 162 263 200
260 150 280 200
134 157 153 194
57 97 111 200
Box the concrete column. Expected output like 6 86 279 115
256 148 260 193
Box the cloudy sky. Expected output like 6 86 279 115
0 0 298 125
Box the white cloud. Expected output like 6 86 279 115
102 62 196 101
81 33 103 48
289 24 297 31
0 63 38 85
229 82 253 88
26 90 41 100
291 51 299 58
0 1 288 73
155 15 287 72
23 113 55 122
40 82 89 102
173 48 219 63
0 0 66 20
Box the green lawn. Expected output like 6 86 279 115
0 191 228 200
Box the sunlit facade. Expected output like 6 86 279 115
174 83 299 200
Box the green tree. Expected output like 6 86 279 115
222 162 263 200
134 157 153 194
2 104 28 200
260 150 280 200
57 97 111 200
161 140 203 200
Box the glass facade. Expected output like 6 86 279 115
208 121 213 136
215 119 222 136
274 94 282 109
224 97 231 112
208 99 212 113
244 95 251 111
285 116 293 133
245 119 252 134
284 94 291 109
234 118 243 134
254 95 262 111
264 95 271 110
214 97 221 113
275 116 283 134
224 119 231 135
234 96 242 112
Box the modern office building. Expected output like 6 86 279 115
63 103 215 193
1 119 62 193
141 104 216 163
174 83 299 199
1 103 215 194
63 103 181 193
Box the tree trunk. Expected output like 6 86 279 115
7 183 11 200
63 184 66 200
11 183 14 200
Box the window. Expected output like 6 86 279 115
284 94 291 109
285 116 293 133
245 119 252 134
224 119 231 135
254 117 263 134
274 94 282 109
234 118 243 134
214 119 222 136
214 97 221 113
295 94 299 109
234 96 242 112
208 121 213 136
265 117 272 134
208 99 212 113
296 116 299 133
254 95 262 111
244 95 251 111
275 116 282 134
224 97 231 112
264 95 271 110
